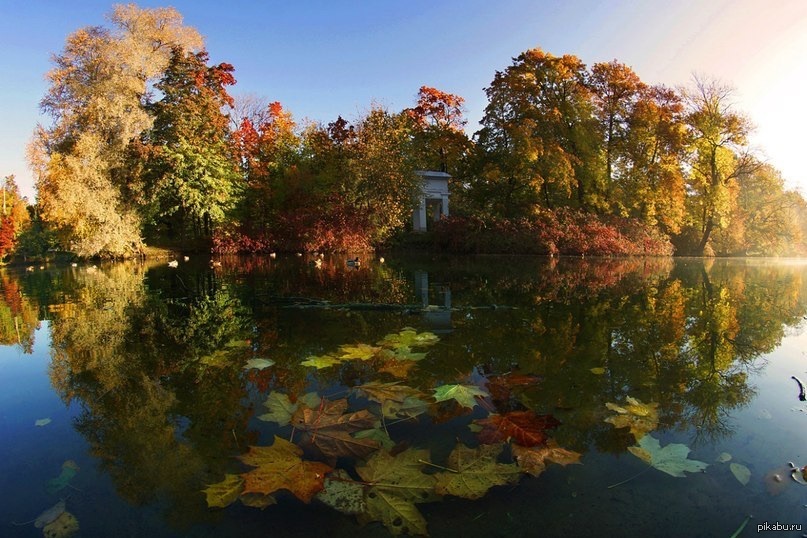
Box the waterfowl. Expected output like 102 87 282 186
71 262 78 267
168 260 179 268
379 257 385 264
269 252 277 259
346 257 360 267
26 266 34 272
183 255 190 261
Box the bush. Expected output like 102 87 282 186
431 209 673 256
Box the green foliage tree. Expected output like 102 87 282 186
143 48 241 241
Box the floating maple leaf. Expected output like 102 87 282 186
434 443 520 500
338 343 382 361
354 381 425 405
604 396 659 440
356 448 439 536
377 327 439 351
474 411 560 447
627 434 708 478
240 436 332 502
433 383 489 409
291 398 380 459
511 439 582 477
203 474 244 508
301 354 342 369
258 391 321 426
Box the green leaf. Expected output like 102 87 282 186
258 392 297 426
434 443 520 499
377 328 439 350
433 384 489 409
730 463 751 485
627 434 709 478
243 358 274 370
716 452 732 463
203 474 244 508
301 354 342 369
356 448 439 535
258 391 321 426
590 367 606 375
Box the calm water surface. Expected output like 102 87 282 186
2 255 807 537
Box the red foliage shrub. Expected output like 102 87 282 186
212 195 375 254
432 209 673 256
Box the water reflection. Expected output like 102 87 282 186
2 256 806 536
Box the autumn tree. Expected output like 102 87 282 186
711 163 803 255
618 85 688 233
30 5 203 257
473 48 600 217
680 76 754 255
0 175 31 259
143 48 240 241
588 60 646 208
404 86 470 174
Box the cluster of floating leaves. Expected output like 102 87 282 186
604 396 708 480
204 328 581 536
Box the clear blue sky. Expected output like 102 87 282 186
2 0 806 199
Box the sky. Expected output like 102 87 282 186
1 0 806 200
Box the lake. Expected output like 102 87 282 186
2 254 807 537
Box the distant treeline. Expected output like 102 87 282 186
5 4 805 260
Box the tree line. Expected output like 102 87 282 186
3 4 805 259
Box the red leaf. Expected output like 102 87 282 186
475 411 560 447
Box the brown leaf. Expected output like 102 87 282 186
512 439 582 477
487 373 542 403
292 398 381 459
475 411 560 447
239 436 332 503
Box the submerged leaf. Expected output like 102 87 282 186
239 493 277 509
730 463 751 486
339 344 382 361
716 452 732 463
46 460 79 494
433 384 489 409
35 418 52 427
42 511 79 538
604 396 659 440
475 411 560 447
240 436 332 502
377 328 439 351
34 500 66 528
434 443 520 499
243 358 274 370
292 398 380 459
590 367 606 375
627 434 708 478
512 439 582 477
301 354 342 369
258 392 297 426
203 474 244 508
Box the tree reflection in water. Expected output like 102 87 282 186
4 255 804 533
